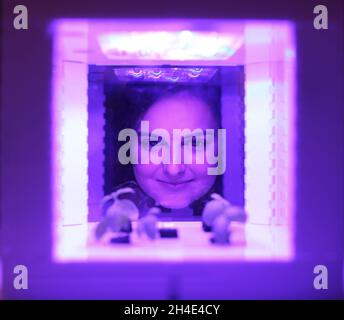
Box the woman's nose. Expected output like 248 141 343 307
162 163 186 177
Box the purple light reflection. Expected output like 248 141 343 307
114 67 218 83
50 19 296 263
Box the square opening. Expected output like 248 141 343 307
50 19 296 263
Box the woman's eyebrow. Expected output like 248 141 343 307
138 129 214 139
182 130 208 139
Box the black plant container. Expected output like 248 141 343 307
110 235 131 244
202 221 212 232
159 228 178 238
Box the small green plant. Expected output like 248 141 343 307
136 207 161 240
202 193 247 244
212 213 231 244
203 193 247 227
95 187 139 240
202 193 231 228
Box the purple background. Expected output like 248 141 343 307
1 0 344 299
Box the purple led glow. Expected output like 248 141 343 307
244 22 296 258
114 67 218 83
50 19 296 263
98 30 243 61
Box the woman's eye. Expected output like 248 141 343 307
149 140 160 147
140 137 166 148
183 137 205 148
193 139 203 147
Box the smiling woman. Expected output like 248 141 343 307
117 120 226 174
103 74 224 216
131 89 225 209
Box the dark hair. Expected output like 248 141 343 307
110 83 221 129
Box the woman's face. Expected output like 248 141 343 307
133 92 218 209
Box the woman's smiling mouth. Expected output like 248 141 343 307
156 179 194 189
